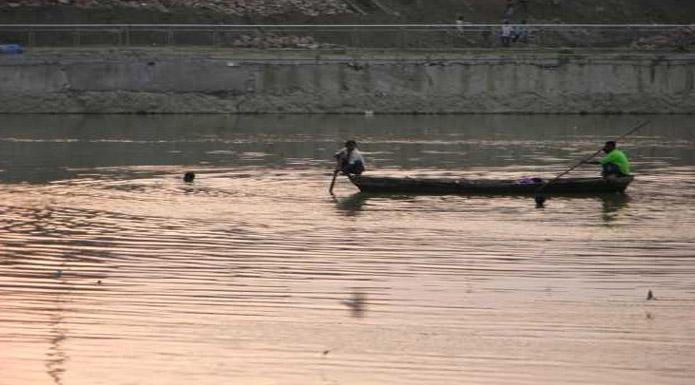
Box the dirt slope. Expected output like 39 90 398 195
1 0 694 23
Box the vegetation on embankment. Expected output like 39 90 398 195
1 0 695 24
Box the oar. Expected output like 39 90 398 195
534 119 651 206
328 170 339 194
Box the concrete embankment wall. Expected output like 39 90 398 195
0 49 693 114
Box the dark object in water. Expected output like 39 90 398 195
341 291 366 318
348 175 634 195
647 290 654 300
183 172 195 183
534 195 547 207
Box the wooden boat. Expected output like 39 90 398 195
348 174 634 195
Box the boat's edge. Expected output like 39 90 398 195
348 174 634 195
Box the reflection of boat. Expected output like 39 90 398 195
348 175 634 195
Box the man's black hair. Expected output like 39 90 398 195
345 139 357 147
605 141 616 147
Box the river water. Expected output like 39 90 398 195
1 114 694 385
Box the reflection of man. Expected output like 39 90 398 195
334 140 365 175
583 141 630 178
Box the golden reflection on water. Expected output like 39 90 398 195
1 115 694 385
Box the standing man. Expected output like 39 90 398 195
504 0 515 18
455 15 465 35
455 15 474 44
583 141 631 178
500 20 513 47
334 139 366 175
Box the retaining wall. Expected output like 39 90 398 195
1 49 693 113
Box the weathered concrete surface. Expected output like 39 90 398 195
1 48 693 114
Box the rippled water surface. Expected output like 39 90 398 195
1 115 694 385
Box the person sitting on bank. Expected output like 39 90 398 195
334 139 366 175
583 140 630 178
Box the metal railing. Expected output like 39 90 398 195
0 24 693 50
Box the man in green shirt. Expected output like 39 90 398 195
583 141 630 178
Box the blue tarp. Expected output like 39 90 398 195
0 44 24 54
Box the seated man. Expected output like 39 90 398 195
334 139 365 175
584 140 630 178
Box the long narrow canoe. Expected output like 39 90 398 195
348 175 634 195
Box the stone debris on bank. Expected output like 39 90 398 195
231 34 323 49
631 25 695 50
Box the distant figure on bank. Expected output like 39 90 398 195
455 15 465 35
500 20 513 47
183 172 195 183
583 141 631 178
334 140 365 175
481 27 492 45
455 15 474 44
504 0 515 18
512 20 527 43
